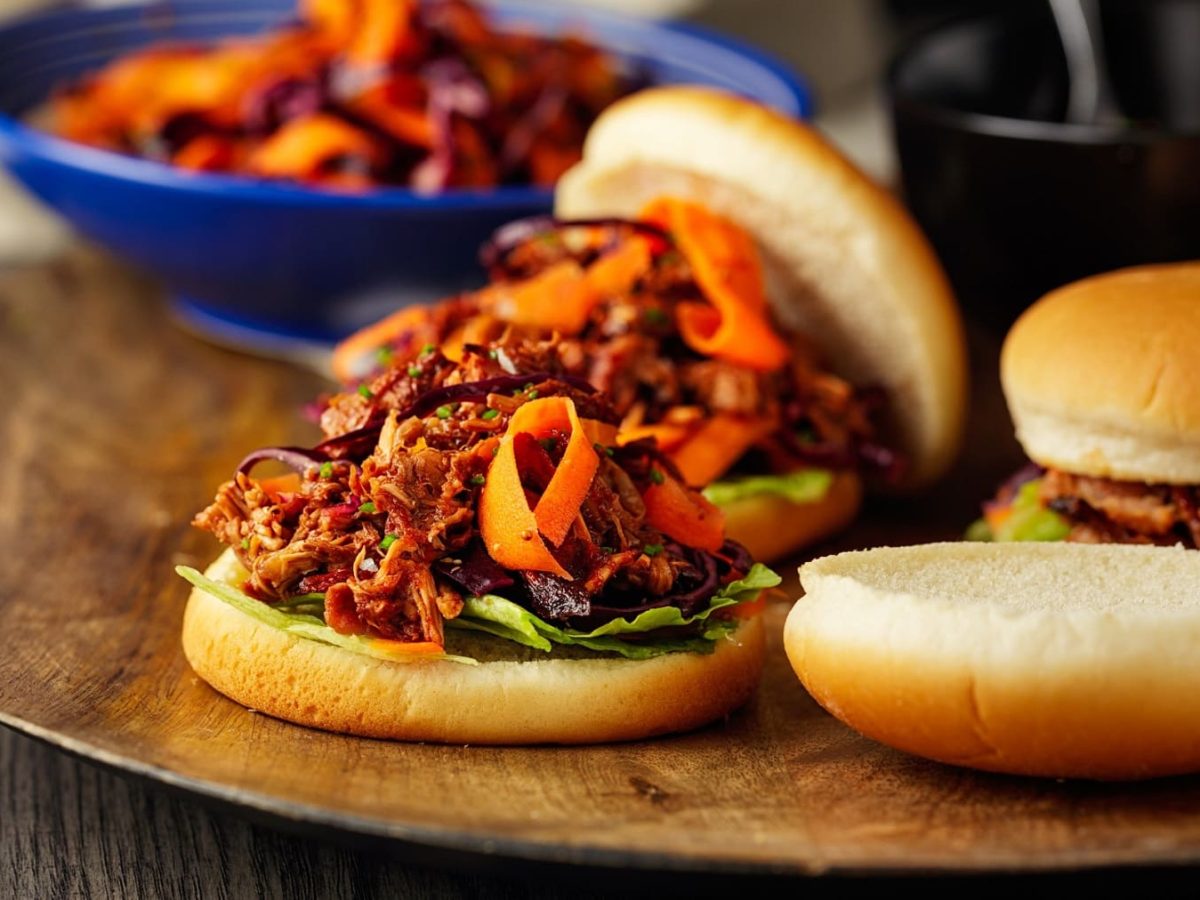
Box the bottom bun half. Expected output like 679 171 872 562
182 555 766 745
785 543 1200 780
720 471 862 563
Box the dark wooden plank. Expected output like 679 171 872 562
5 249 1200 882
1 727 621 900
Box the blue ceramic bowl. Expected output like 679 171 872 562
0 0 809 350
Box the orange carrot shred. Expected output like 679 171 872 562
579 418 618 447
330 306 435 383
347 86 434 148
257 473 302 500
584 235 652 297
479 397 601 577
617 422 692 453
347 0 418 64
369 637 446 657
248 113 381 181
484 259 598 335
643 472 725 552
640 197 790 372
667 414 774 486
172 135 237 171
484 235 651 335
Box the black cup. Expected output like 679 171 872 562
888 1 1200 328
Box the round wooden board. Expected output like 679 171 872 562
4 251 1200 878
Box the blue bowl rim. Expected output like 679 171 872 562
0 0 812 208
887 8 1200 146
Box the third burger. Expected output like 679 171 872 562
974 262 1200 547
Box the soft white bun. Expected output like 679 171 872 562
183 550 766 744
719 470 862 562
785 542 1200 779
1002 262 1200 483
556 86 967 489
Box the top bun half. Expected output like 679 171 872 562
554 86 967 489
1002 262 1200 483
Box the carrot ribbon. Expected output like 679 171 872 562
485 234 652 335
248 113 381 181
641 197 789 372
369 637 446 657
479 397 601 578
330 306 436 383
642 470 725 553
667 414 774 487
617 422 690 453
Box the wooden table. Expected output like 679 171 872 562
5 250 1200 898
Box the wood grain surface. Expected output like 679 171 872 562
5 250 1200 884
3 727 612 900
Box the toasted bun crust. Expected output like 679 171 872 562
556 86 967 489
786 542 1200 780
719 470 862 562
1003 262 1200 483
182 550 765 744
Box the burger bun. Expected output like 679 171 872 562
786 541 1200 780
1002 262 1200 484
183 549 766 744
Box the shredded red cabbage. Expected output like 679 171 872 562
244 74 327 136
411 57 490 193
499 82 568 175
313 415 388 461
435 542 515 596
237 446 331 476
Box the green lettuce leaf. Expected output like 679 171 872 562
703 470 833 506
176 565 477 665
451 563 781 660
177 558 779 664
966 479 1070 543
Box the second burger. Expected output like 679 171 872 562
328 86 969 562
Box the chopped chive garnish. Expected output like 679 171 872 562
357 384 373 399
407 365 421 377
526 389 538 400
375 346 393 364
649 468 665 485
470 474 486 486
643 307 669 326
481 408 500 420
599 545 615 554
359 500 376 514
240 538 250 550
642 543 664 557
435 405 453 419
319 461 333 479
380 534 398 551
421 343 435 356
488 349 499 360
